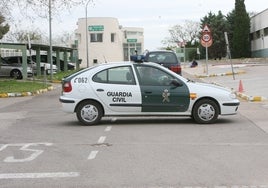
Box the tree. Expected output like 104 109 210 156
0 0 89 19
0 14 9 39
162 20 200 48
5 29 43 43
200 11 229 60
0 0 92 42
232 0 251 58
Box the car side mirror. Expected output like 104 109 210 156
171 79 183 87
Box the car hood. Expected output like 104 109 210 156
187 81 232 94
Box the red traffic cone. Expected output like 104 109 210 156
238 80 244 93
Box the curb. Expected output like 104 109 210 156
0 86 54 98
236 92 267 102
191 70 266 102
209 81 266 102
195 70 246 78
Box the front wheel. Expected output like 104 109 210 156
192 99 219 124
11 69 22 79
76 101 103 125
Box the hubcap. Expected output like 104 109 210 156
81 104 98 122
197 103 215 121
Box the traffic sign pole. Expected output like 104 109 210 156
224 32 235 80
205 42 208 75
201 24 212 75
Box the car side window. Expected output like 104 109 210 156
92 66 136 85
135 65 173 86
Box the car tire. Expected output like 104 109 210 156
192 99 219 124
10 69 23 79
76 100 103 125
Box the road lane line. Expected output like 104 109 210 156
105 126 112 132
97 136 106 144
0 172 79 179
88 150 98 160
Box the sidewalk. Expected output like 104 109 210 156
182 60 268 102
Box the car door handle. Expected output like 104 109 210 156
144 91 152 94
96 89 104 92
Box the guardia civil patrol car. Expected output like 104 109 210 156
59 58 240 125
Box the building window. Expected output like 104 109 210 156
90 33 103 42
256 30 261 39
264 27 268 36
111 33 116 42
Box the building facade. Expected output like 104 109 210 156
250 8 268 57
75 17 144 67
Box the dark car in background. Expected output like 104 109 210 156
31 55 75 71
144 50 181 75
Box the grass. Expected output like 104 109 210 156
0 79 51 93
51 69 78 81
0 70 79 93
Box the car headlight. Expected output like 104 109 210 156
229 92 237 99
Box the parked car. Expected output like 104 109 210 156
144 50 182 75
31 55 75 72
3 56 37 74
31 55 58 74
0 57 33 79
59 57 239 125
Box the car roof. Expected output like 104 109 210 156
87 61 185 78
146 50 176 54
92 61 163 67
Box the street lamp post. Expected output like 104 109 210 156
49 0 53 80
85 0 91 68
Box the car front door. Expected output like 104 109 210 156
0 59 11 77
134 64 190 112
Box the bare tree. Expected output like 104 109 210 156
5 29 43 43
0 13 9 39
0 0 90 19
163 20 200 47
1 0 94 43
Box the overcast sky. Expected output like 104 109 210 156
11 0 268 50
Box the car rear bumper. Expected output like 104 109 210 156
59 96 77 113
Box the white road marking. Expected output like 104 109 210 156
0 172 79 179
0 143 53 163
88 150 98 160
105 126 112 132
97 136 106 144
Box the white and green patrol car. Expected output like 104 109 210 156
59 60 240 125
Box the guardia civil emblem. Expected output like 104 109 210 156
162 89 170 102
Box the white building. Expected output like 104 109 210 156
75 17 144 67
250 8 268 57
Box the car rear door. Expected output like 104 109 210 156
90 65 142 113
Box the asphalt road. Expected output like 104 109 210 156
1 83 268 187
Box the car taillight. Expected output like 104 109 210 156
63 81 72 92
170 65 181 74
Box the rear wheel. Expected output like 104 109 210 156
76 101 103 125
192 99 219 124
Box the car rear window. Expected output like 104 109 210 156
147 52 178 64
